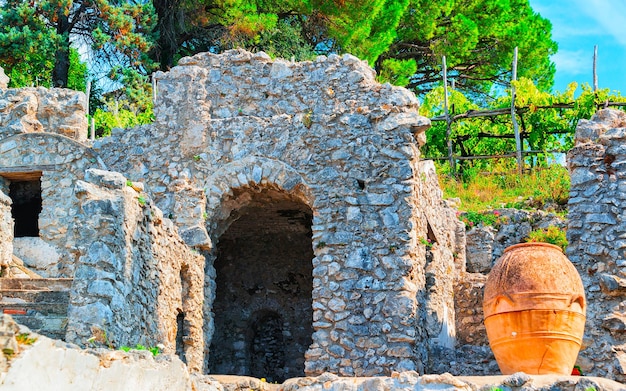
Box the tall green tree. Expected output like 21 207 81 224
378 0 557 97
0 0 155 88
147 0 556 99
148 0 410 70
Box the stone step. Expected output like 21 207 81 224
0 302 68 316
0 278 72 341
10 314 67 340
0 278 73 291
0 289 70 304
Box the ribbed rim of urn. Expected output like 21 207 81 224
503 242 563 254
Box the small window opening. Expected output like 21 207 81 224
175 310 187 364
176 266 191 364
10 179 42 237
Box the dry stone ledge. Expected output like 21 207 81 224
2 311 621 391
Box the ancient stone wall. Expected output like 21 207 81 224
0 88 87 141
0 187 12 270
65 169 205 371
0 133 100 276
414 161 465 354
94 49 437 376
567 108 626 381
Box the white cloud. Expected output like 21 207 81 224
573 0 626 48
552 50 590 75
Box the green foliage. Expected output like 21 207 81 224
16 333 37 346
418 237 433 248
2 348 14 359
440 164 570 214
421 77 626 174
147 0 555 100
0 0 155 88
251 19 317 61
377 58 417 86
458 210 508 230
0 1 57 87
526 225 568 251
93 105 153 138
67 49 88 91
120 344 160 356
92 68 154 137
321 0 410 65
382 0 557 96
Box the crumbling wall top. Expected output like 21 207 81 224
0 87 88 142
152 49 429 145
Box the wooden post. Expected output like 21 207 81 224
443 56 455 175
593 45 598 92
511 47 523 176
85 80 91 115
152 74 157 103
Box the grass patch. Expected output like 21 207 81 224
439 164 570 214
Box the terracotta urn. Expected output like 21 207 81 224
483 242 586 375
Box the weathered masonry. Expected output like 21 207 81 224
0 50 462 379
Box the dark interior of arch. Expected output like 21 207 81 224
208 188 313 382
9 179 42 237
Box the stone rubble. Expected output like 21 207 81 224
1 314 624 391
0 88 87 140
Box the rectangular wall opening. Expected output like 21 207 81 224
4 173 43 238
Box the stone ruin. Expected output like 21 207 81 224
0 49 624 387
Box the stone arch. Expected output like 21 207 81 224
202 157 314 381
203 156 314 240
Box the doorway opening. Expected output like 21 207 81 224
9 176 42 238
208 187 313 382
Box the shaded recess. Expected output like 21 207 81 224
9 177 42 237
176 265 191 364
208 188 313 382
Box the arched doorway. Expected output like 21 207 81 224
208 187 313 382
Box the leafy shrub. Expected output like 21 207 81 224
458 210 507 230
526 225 568 251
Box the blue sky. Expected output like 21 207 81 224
529 0 626 95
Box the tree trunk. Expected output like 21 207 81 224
52 9 71 88
153 0 181 71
